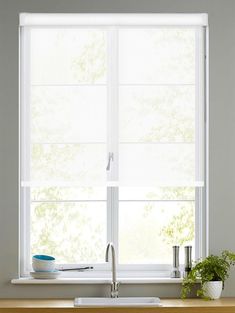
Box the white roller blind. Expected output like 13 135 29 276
20 13 208 27
20 14 206 188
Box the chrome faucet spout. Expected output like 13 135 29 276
105 242 119 298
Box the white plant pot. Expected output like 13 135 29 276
203 281 223 299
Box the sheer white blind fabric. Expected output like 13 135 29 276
20 14 206 188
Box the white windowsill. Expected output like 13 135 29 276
11 277 183 284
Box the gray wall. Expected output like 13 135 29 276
0 0 235 298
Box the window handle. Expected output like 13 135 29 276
106 152 114 171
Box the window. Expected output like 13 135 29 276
20 14 208 276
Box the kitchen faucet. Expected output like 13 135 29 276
105 242 119 298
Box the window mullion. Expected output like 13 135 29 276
107 27 119 259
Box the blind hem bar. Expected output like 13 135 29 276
21 180 204 187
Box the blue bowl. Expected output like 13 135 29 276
33 255 55 261
32 255 56 272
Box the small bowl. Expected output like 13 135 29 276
32 255 56 272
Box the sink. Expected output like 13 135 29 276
74 297 161 307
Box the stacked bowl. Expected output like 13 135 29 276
31 255 60 279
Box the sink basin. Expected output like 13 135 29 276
74 297 161 307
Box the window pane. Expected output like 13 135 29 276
31 187 106 201
31 202 106 263
119 187 195 201
30 28 107 84
31 86 107 143
119 86 195 143
119 28 195 84
31 144 106 184
119 201 195 264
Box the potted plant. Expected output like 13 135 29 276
181 250 235 299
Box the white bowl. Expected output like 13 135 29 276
30 271 61 279
32 256 56 272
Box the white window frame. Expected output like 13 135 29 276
19 14 209 278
